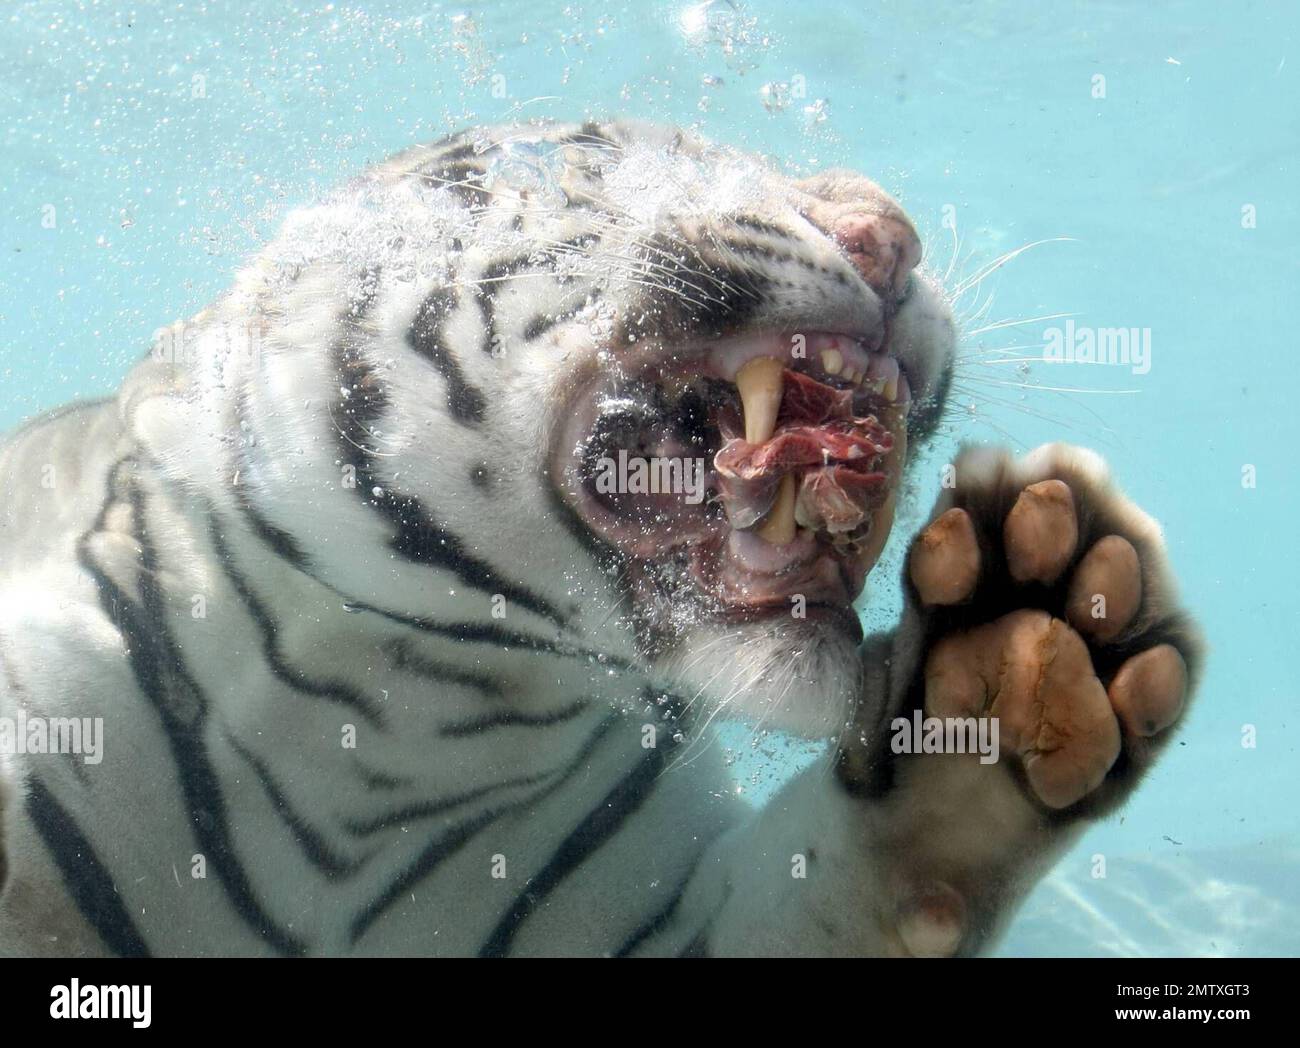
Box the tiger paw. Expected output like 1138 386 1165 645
904 443 1202 813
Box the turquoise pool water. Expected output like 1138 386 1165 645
2 0 1297 955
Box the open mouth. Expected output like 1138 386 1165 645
554 330 911 618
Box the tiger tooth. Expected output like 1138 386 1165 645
865 354 900 399
735 356 784 445
756 474 797 544
877 356 900 401
820 348 843 375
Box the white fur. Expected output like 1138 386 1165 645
0 122 1194 957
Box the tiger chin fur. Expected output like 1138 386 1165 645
0 119 1198 957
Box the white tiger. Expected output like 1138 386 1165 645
0 121 1201 957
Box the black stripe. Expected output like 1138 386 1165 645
384 637 504 698
222 499 324 586
618 231 770 343
227 735 362 878
522 312 561 342
418 140 477 166
208 520 385 729
474 233 602 355
25 778 151 958
379 493 569 626
554 121 617 149
228 391 312 570
342 764 557 838
439 697 590 738
675 880 732 958
348 714 618 945
420 160 491 207
612 849 706 957
356 604 637 671
478 728 677 957
351 762 410 792
522 289 601 342
76 462 305 955
237 498 311 571
221 502 588 665
211 503 628 673
218 504 595 670
332 286 570 626
729 214 798 241
426 159 490 181
541 468 620 575
720 237 832 276
406 286 487 424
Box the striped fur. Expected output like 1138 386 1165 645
0 120 1186 957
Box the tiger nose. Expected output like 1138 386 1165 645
800 191 923 301
824 210 922 300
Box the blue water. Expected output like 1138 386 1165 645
2 0 1297 955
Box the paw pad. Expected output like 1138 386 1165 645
905 450 1197 812
908 507 980 606
1004 479 1078 584
1065 534 1142 642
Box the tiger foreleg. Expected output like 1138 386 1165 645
635 443 1202 956
835 442 1202 956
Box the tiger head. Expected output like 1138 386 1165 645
149 120 956 740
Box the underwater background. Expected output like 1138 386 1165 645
1 0 1296 955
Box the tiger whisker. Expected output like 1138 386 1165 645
959 375 1141 395
949 237 1077 300
946 380 1120 442
964 311 1080 337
